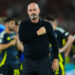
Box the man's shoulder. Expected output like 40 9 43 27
0 31 6 43
42 20 51 24
42 20 52 27
56 27 65 33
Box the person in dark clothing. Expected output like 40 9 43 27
44 15 74 75
0 18 23 75
19 3 59 75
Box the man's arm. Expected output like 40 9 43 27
57 28 74 54
65 44 72 57
0 40 16 51
48 23 59 59
16 40 24 52
47 22 59 71
59 35 74 54
13 34 24 52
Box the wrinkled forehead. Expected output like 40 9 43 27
27 3 39 10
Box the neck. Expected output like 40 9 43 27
31 18 39 23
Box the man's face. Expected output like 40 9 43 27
50 21 58 30
7 20 15 31
27 3 40 20
14 25 19 32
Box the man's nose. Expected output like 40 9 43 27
31 10 35 13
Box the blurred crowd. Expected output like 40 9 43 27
0 0 75 33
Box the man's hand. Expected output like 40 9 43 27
37 27 46 36
52 58 59 71
16 41 24 52
59 48 64 53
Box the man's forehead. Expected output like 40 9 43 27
28 3 39 9
9 20 15 23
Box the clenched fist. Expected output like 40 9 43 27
37 27 46 36
52 58 59 71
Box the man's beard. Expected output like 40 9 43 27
9 28 14 32
29 14 39 20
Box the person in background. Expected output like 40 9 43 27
0 17 23 75
44 15 74 75
14 19 24 75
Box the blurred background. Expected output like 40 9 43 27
0 0 75 75
0 0 75 33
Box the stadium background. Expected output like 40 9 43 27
0 0 75 75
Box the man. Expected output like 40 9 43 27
44 15 74 75
0 17 23 75
19 2 59 75
14 20 24 75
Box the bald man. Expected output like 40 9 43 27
19 2 59 75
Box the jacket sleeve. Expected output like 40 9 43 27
47 22 59 59
18 22 37 43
